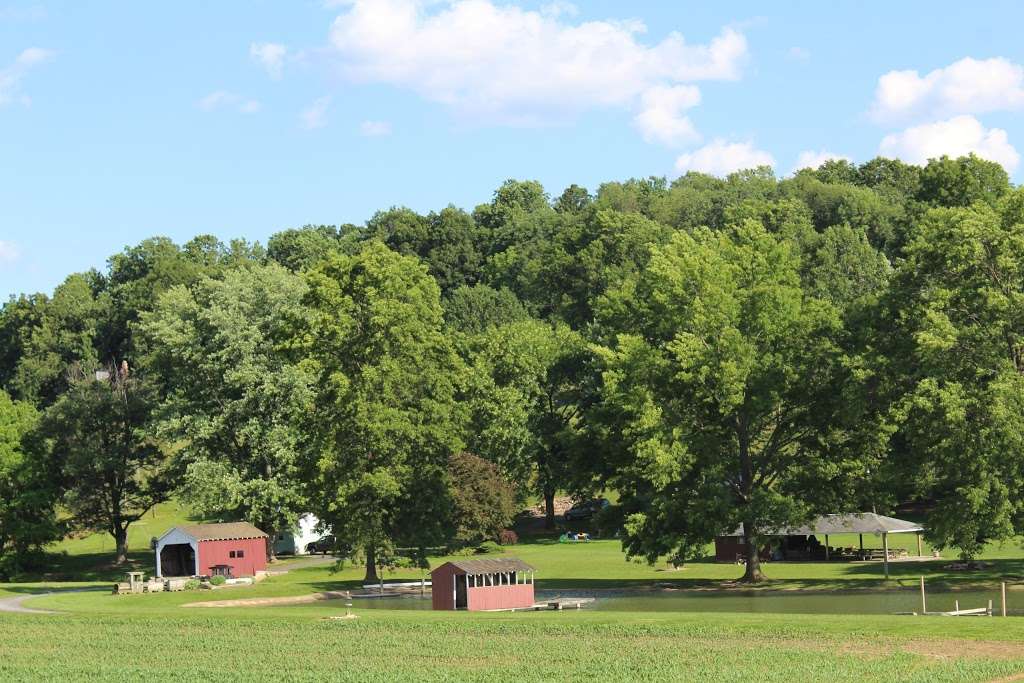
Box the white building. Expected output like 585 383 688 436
272 514 326 555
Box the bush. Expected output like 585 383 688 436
209 575 227 586
448 452 517 546
499 529 518 546
475 541 502 554
183 579 201 590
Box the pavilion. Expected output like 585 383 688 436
715 513 925 578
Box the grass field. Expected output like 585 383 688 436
3 502 1023 681
3 607 1024 681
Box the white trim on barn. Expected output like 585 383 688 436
155 527 199 578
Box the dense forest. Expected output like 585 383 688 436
1 154 1022 583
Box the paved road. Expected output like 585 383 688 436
0 588 104 614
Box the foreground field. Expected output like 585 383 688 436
2 607 1024 682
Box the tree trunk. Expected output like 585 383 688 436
741 521 765 583
265 528 276 563
114 527 129 566
363 544 379 584
543 487 556 529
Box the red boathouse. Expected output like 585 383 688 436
155 522 268 578
431 558 535 611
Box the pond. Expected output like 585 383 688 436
333 588 1021 616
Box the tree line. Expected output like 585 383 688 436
1 154 1022 583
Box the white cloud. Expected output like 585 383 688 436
633 84 701 147
879 115 1019 171
793 149 850 172
871 57 1024 123
198 90 261 114
0 47 55 106
788 46 810 61
360 120 392 136
326 0 746 125
301 97 331 129
250 42 288 80
0 240 19 265
675 139 775 177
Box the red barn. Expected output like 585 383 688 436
155 522 268 578
431 558 535 611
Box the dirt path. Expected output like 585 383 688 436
0 588 103 615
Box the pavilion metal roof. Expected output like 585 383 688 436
721 513 924 537
444 558 535 574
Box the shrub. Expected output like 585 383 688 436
448 452 517 545
475 541 502 554
183 579 201 590
209 575 227 586
499 529 518 546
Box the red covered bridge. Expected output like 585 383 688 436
155 522 268 578
431 558 535 611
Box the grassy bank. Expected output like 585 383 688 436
2 608 1024 682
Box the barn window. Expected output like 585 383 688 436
236 550 245 558
229 551 235 558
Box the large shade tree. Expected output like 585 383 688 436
596 221 867 582
290 242 464 582
43 364 168 565
140 263 314 560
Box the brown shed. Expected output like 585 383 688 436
431 558 535 611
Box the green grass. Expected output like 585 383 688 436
2 608 1024 681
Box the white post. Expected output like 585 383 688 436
882 533 889 579
1002 582 1008 617
452 575 456 608
920 576 926 614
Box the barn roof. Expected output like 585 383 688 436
174 522 268 542
720 513 923 537
443 558 535 574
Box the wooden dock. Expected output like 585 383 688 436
483 597 596 613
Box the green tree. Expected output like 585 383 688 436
43 363 168 565
443 284 529 336
140 264 313 560
0 391 57 578
917 154 1010 209
887 197 1024 557
597 222 862 582
291 242 464 582
467 319 591 527
447 452 517 546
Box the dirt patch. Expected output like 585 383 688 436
900 639 1024 661
183 591 353 608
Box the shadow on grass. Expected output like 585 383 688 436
12 550 155 583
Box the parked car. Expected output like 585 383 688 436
563 498 609 521
305 535 337 555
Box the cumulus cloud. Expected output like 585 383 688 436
326 0 746 125
0 47 55 106
301 97 331 129
0 240 19 265
250 42 288 80
360 120 392 136
878 115 1019 171
634 85 701 147
793 149 850 172
871 57 1024 123
198 90 261 114
675 140 775 177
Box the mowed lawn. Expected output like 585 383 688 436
3 608 1024 682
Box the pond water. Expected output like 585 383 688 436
334 588 1021 616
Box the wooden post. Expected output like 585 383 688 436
955 599 959 615
421 577 425 596
920 576 926 614
859 534 864 559
882 533 889 579
1002 582 1008 617
825 535 830 561
916 532 923 557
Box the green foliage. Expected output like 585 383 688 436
292 242 464 581
443 284 529 335
447 452 517 545
140 263 313 555
474 540 502 554
209 575 226 586
183 578 200 590
42 365 168 564
596 221 865 581
0 391 57 577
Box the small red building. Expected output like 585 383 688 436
155 522 268 578
431 558 535 611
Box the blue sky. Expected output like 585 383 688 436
2 0 1023 299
